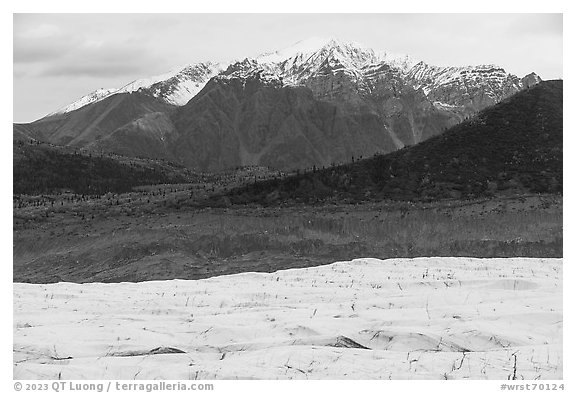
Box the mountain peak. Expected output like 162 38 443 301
253 37 418 85
257 37 381 64
258 37 334 64
521 72 543 88
40 37 538 120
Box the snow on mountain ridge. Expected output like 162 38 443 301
51 37 417 116
257 37 337 64
406 61 524 103
141 62 228 105
114 61 228 106
217 59 283 87
258 37 415 71
44 38 537 118
408 62 512 88
48 88 117 116
115 68 185 96
49 62 226 115
257 37 417 85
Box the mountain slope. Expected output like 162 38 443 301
15 38 541 172
93 59 456 172
87 112 179 162
15 92 176 148
169 73 400 171
219 80 562 205
13 124 44 142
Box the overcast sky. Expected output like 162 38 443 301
13 13 563 122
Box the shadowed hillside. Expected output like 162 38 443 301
217 80 562 206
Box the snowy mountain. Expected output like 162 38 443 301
49 62 226 115
253 38 535 118
19 37 543 172
43 37 537 119
216 59 283 87
258 37 416 83
116 62 227 106
406 62 533 114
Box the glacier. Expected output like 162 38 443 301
14 257 562 380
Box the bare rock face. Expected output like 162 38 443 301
169 75 400 171
297 56 454 148
406 62 530 118
522 72 543 89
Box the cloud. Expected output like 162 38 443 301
13 21 71 64
19 23 62 39
13 37 74 64
15 33 163 78
505 14 563 37
13 13 563 123
41 53 153 78
14 14 169 79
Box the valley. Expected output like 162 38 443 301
14 189 562 284
12 23 564 381
13 81 563 284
